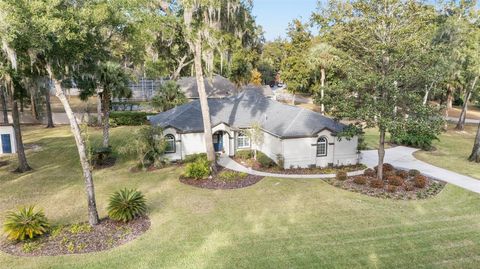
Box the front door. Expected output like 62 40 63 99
1 134 12 154
213 132 223 152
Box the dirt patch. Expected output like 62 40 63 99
180 168 264 190
327 168 446 200
0 217 150 257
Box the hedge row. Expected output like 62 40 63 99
109 112 156 126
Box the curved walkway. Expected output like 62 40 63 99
219 146 480 194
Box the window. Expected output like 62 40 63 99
316 137 327 157
165 134 176 153
237 132 250 148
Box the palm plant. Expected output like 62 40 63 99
3 206 50 241
107 189 147 222
151 81 187 112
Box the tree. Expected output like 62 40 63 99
250 69 262 86
469 120 480 162
247 122 263 160
313 0 444 180
151 81 187 112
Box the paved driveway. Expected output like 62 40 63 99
361 146 480 194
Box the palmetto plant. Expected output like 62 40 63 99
107 189 147 222
3 206 50 241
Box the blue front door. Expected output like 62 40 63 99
213 132 223 152
1 134 12 154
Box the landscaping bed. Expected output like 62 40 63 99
327 164 446 200
180 167 263 190
0 217 150 257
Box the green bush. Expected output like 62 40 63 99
218 170 248 182
336 171 348 181
257 151 275 168
3 206 50 241
353 176 368 185
185 159 211 179
453 97 464 107
107 189 147 222
109 112 155 126
390 120 441 151
184 153 207 163
276 154 285 169
236 150 253 160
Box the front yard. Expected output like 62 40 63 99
0 126 479 268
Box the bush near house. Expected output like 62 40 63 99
257 151 276 168
236 150 253 160
109 112 155 126
184 153 207 163
184 158 211 179
3 206 50 241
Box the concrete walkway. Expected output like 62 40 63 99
446 116 480 124
219 146 480 194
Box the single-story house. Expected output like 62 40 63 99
177 75 238 100
0 124 16 155
149 90 359 169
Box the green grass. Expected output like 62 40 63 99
0 126 480 268
415 124 480 180
362 128 391 150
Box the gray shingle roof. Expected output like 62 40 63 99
149 89 347 138
177 75 238 99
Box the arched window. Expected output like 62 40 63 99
165 134 176 153
316 137 328 157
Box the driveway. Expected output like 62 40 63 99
361 146 480 194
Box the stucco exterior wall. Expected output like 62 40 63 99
0 125 16 154
251 131 282 162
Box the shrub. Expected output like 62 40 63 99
382 170 396 180
184 159 211 179
375 163 394 172
257 151 275 168
3 206 50 241
387 176 404 186
353 176 368 185
236 150 253 160
409 169 421 177
363 168 376 177
119 126 168 169
453 97 464 107
107 189 147 222
396 170 409 179
276 154 285 169
386 185 397 193
404 183 415 191
390 121 441 151
414 175 427 188
218 170 248 182
184 153 207 163
109 112 154 126
370 179 384 189
336 171 348 181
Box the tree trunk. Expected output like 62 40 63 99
455 90 471 131
30 94 38 120
469 121 480 162
48 67 99 226
102 89 111 148
193 37 216 163
0 87 8 123
45 89 54 128
11 98 32 172
97 93 102 126
291 90 296 105
377 128 386 180
320 67 326 115
446 86 453 109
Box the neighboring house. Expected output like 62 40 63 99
176 75 238 99
0 124 16 155
149 90 359 169
240 84 275 99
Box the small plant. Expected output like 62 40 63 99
3 206 50 241
184 158 211 179
69 223 92 234
375 163 394 173
108 189 147 222
382 170 396 180
218 170 248 182
353 176 368 185
404 183 415 191
370 179 384 189
276 154 285 169
184 153 207 163
257 151 275 168
363 168 376 177
336 171 348 181
409 169 421 177
414 175 427 188
236 150 253 160
22 241 41 253
66 241 75 253
396 170 409 179
386 185 397 193
387 176 404 186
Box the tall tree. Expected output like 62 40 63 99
313 0 443 180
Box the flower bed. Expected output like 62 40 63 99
327 165 445 200
0 217 150 256
180 167 264 190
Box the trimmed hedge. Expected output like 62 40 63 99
109 112 156 126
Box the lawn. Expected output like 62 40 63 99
0 126 480 268
415 124 480 180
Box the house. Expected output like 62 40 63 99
0 124 16 155
149 90 359 169
177 75 238 100
240 84 275 99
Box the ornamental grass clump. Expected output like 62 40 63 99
107 189 147 222
370 179 384 189
3 206 50 241
363 168 376 177
336 171 348 181
414 175 427 188
387 176 404 186
353 176 368 185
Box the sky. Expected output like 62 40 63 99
252 0 319 41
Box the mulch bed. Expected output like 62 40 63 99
327 167 446 200
0 217 150 257
93 157 117 170
180 168 264 190
233 157 366 175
